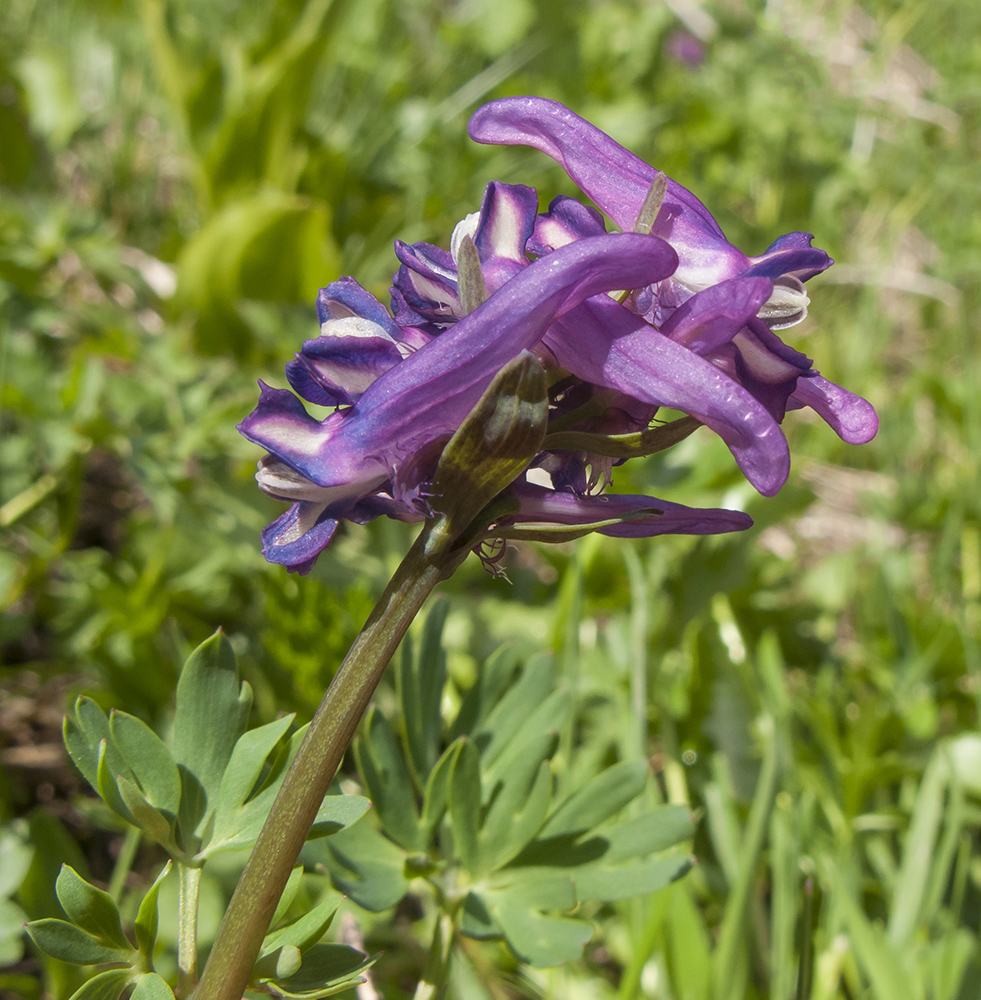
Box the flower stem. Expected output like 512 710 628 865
193 520 462 1000
413 911 454 1000
107 825 141 903
177 863 202 998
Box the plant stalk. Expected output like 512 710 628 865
177 863 202 998
193 520 460 1000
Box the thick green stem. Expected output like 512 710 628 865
177 864 202 998
193 521 460 1000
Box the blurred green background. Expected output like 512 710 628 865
1 0 979 996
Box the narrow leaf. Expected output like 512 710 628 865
448 739 483 876
134 861 172 959
354 709 422 851
261 894 342 956
539 760 648 839
398 599 449 786
116 774 174 848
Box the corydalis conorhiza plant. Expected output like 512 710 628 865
202 98 878 1000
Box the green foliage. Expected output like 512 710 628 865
2 0 980 995
321 603 693 971
62 631 369 866
25 863 170 1000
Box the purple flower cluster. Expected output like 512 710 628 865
240 97 877 574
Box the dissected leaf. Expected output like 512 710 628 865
322 819 409 912
261 893 342 956
309 794 371 839
254 944 303 982
269 943 374 998
26 918 133 966
171 631 252 836
115 774 175 849
422 737 464 835
270 866 305 931
573 854 693 903
448 739 483 876
538 760 648 839
55 866 131 951
398 599 449 785
481 755 553 872
449 645 520 740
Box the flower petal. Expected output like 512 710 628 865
260 502 339 575
528 195 608 256
661 276 774 354
286 316 405 406
789 374 879 444
317 277 403 338
469 96 723 238
474 182 539 266
544 297 792 495
745 232 833 282
393 240 463 322
510 482 753 536
317 233 679 490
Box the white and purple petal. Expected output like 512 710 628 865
528 195 608 256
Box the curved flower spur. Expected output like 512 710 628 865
240 220 755 574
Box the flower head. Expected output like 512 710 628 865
239 98 876 573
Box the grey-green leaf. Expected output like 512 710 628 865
310 794 372 839
129 973 176 1000
172 631 252 832
448 739 483 876
55 866 131 951
481 758 552 872
539 760 649 839
26 918 133 966
322 820 408 912
398 598 448 787
354 708 422 851
135 861 172 959
261 893 342 956
67 969 132 1000
115 774 175 848
96 739 137 826
108 712 181 817
271 943 374 998
473 653 556 767
573 854 693 903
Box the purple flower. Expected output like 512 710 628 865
240 230 752 573
457 98 877 490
